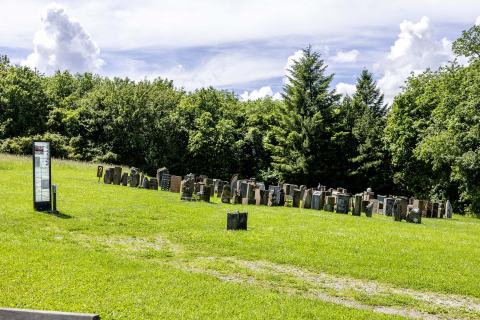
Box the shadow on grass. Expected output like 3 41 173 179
45 211 73 219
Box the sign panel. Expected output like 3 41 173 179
33 141 51 211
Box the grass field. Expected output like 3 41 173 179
1 154 480 319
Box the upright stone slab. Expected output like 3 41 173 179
240 182 248 199
361 200 369 213
113 167 122 185
200 186 211 202
336 194 349 214
323 196 335 212
406 208 422 224
377 195 386 214
121 172 128 186
221 185 231 203
365 202 374 217
232 189 242 204
438 202 445 218
161 174 170 191
432 202 439 219
311 191 324 211
255 189 268 206
384 198 395 217
129 168 140 187
169 175 182 193
299 185 307 201
268 190 277 206
268 186 281 205
242 184 256 205
156 167 169 184
227 211 248 230
149 178 158 190
353 195 362 216
445 200 453 218
301 189 312 209
104 168 114 184
141 177 150 189
292 189 301 207
426 201 433 218
393 199 403 221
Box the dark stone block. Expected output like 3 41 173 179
406 208 422 224
336 194 348 214
365 202 373 217
227 211 248 230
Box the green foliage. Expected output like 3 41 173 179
452 24 480 60
266 46 341 186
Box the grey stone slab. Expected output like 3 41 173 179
393 199 403 221
353 195 362 216
311 191 324 210
0 308 99 320
384 198 395 217
227 211 248 230
446 200 453 218
365 202 373 217
406 208 422 224
336 194 348 214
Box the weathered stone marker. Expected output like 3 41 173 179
406 208 422 224
352 195 362 216
103 167 114 184
169 175 182 193
121 172 128 186
438 202 445 218
113 167 122 185
292 189 301 207
336 194 348 214
221 185 231 203
432 202 439 219
365 202 373 217
255 189 268 206
393 199 403 221
311 191 324 210
446 200 453 218
149 178 158 190
384 198 395 217
323 196 335 212
141 177 150 189
242 184 256 205
361 200 369 213
200 186 211 202
227 211 248 230
301 189 312 209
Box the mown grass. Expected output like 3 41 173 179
1 153 479 318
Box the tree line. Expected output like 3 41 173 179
2 25 480 215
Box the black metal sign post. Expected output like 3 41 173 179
33 141 52 211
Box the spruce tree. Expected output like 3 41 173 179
266 46 340 186
352 69 388 117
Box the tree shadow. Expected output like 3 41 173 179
45 211 73 219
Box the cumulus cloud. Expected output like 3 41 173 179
23 2 104 74
283 50 304 85
476 16 480 25
240 86 281 101
331 50 359 63
374 16 455 103
335 83 356 96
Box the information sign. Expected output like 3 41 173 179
33 141 51 211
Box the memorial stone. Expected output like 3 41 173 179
438 202 445 218
426 201 433 218
149 178 158 190
221 185 231 203
406 208 422 224
445 200 453 218
240 182 248 199
121 172 128 186
432 202 439 219
129 168 140 188
365 202 374 217
323 196 335 212
336 194 348 214
353 195 362 216
361 200 369 213
141 177 150 189
169 175 182 193
104 168 114 184
156 167 169 184
299 185 307 200
393 199 403 221
384 198 395 216
268 190 277 206
200 186 211 202
113 167 122 185
161 174 169 191
311 191 324 210
227 211 248 230
292 189 301 207
300 189 312 209
255 189 268 206
242 184 256 205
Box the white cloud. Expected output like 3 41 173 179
331 50 359 63
335 83 356 96
240 86 281 101
374 16 455 103
283 50 304 85
476 16 480 26
22 2 104 74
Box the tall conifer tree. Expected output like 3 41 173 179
266 46 340 186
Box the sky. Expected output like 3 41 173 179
0 0 478 103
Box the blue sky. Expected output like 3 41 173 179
0 0 478 103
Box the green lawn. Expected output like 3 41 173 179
1 154 480 319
